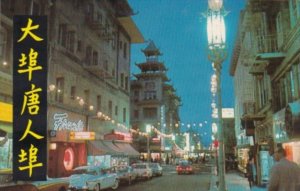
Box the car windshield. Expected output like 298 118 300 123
72 168 97 175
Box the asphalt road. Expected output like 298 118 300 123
118 164 211 191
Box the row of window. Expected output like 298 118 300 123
273 58 300 111
55 77 127 122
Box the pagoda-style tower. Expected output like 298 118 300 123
130 40 181 161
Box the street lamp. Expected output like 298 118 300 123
146 124 152 164
206 1 227 190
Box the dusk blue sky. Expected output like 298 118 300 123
128 0 246 147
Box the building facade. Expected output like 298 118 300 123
230 0 300 185
130 41 181 162
0 0 143 177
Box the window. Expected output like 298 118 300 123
86 46 92 65
123 42 127 58
144 91 157 100
108 100 112 117
67 31 75 53
97 95 102 111
77 40 82 52
120 73 124 88
119 41 123 50
134 110 139 118
104 60 108 71
71 86 76 100
93 51 98 65
143 107 157 119
32 1 41 15
123 108 126 123
115 105 118 116
125 76 128 90
84 90 90 108
58 24 67 47
0 29 7 62
55 77 64 103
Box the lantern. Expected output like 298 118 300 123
208 0 223 11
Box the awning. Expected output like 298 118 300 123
88 140 124 156
114 142 140 156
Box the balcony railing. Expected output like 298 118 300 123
255 34 279 54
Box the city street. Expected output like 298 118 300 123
119 164 211 191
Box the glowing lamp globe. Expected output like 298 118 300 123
208 0 223 11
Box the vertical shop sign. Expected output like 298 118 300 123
13 16 47 180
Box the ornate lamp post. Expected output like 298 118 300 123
207 0 227 190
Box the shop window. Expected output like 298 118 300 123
55 77 64 103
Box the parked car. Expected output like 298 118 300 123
68 166 119 191
0 169 69 191
131 163 153 180
149 163 163 176
176 160 194 175
111 165 137 185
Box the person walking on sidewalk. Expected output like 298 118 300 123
268 147 300 191
246 158 254 188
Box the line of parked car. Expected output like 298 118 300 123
67 162 163 191
0 162 163 191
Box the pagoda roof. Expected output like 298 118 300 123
135 62 167 72
142 40 162 56
133 72 169 82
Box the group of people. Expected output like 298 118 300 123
246 147 300 191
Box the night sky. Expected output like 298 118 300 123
128 0 246 147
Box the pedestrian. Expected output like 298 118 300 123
268 147 300 191
246 158 254 188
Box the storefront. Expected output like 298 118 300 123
48 107 87 177
273 101 300 166
0 102 12 169
88 130 140 167
237 147 250 173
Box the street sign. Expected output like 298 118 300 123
69 131 95 140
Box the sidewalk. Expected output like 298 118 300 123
209 170 267 191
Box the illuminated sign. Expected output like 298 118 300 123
0 102 12 122
53 113 84 131
70 132 95 140
222 108 234 118
13 16 47 180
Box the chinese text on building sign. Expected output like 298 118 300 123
13 16 47 181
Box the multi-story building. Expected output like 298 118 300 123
230 0 300 185
130 40 181 162
0 0 143 177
